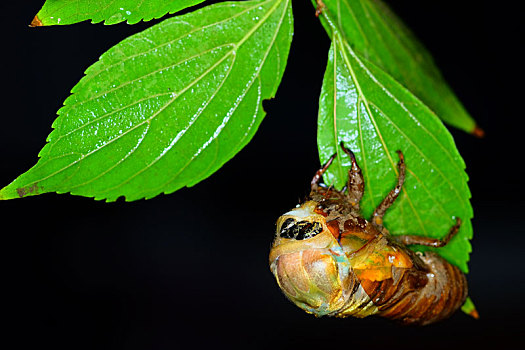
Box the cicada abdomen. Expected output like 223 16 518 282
269 144 474 325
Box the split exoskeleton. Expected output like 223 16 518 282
269 143 470 325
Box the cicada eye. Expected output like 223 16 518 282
295 221 323 240
279 218 297 239
279 218 323 240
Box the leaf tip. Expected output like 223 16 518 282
467 307 480 319
471 125 485 138
461 297 479 319
29 15 43 28
0 185 13 200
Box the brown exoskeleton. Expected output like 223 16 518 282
269 143 474 325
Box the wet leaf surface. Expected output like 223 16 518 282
1 0 293 202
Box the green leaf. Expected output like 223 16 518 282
31 0 206 26
317 16 472 272
313 0 481 135
2 0 293 201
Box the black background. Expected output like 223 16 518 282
1 1 523 349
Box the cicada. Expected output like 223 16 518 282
269 143 474 325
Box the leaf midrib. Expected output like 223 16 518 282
335 32 395 212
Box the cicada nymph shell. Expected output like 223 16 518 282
269 144 473 325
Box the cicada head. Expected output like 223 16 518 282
269 200 354 316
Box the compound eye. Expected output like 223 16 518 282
295 221 323 240
280 218 297 239
279 218 323 240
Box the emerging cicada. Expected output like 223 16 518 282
269 143 473 325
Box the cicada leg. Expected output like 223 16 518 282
396 218 462 247
371 151 406 231
311 152 337 192
339 142 364 210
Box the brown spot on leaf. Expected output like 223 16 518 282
16 183 39 198
29 15 43 27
